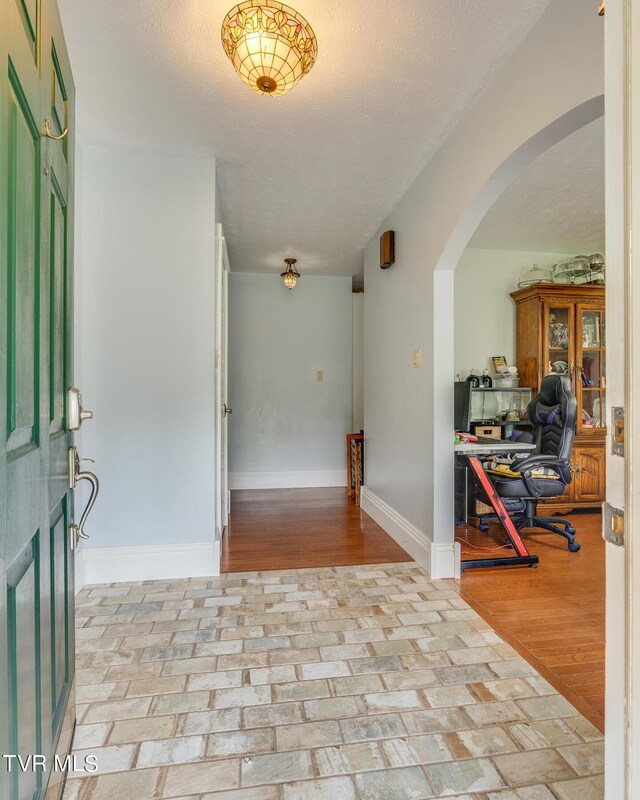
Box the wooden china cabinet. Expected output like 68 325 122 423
511 283 606 512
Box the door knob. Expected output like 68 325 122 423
223 404 233 417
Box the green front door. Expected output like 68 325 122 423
0 0 76 798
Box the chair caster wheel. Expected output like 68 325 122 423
529 563 538 569
479 522 489 532
565 526 576 535
504 538 513 548
568 541 581 552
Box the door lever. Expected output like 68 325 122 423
68 446 100 550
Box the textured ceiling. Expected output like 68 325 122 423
470 116 605 253
59 0 551 277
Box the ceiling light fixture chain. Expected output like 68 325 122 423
221 1 318 96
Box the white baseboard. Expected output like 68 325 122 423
360 487 459 579
75 541 217 591
431 540 462 580
229 470 347 490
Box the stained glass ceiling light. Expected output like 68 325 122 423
221 1 318 97
281 258 300 290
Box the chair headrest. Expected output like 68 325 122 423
539 373 572 405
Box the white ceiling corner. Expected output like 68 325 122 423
59 0 552 277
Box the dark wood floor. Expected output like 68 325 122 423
450 512 605 732
221 488 410 573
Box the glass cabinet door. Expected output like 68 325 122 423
543 303 574 381
577 304 606 433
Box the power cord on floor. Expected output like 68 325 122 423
455 537 515 555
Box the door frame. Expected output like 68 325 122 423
213 223 230 575
605 1 639 797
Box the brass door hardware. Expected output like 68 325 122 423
43 118 69 140
612 407 624 456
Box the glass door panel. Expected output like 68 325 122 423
544 304 573 378
577 305 606 432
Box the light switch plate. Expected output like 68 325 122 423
412 348 422 368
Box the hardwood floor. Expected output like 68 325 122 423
450 512 605 732
221 488 410 573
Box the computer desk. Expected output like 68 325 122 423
454 440 539 571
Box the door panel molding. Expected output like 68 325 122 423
6 533 42 799
48 169 67 436
49 498 70 739
15 0 39 59
6 58 41 453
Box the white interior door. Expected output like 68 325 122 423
214 224 230 572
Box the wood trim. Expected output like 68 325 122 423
511 283 606 305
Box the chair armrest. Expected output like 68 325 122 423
511 455 571 498
514 455 571 473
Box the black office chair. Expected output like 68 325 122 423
479 374 580 551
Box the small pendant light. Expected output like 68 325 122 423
281 258 300 290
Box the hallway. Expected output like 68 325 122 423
221 489 409 573
65 563 603 799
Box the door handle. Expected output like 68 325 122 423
68 446 100 550
223 404 233 417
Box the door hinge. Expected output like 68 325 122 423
603 502 624 546
611 407 624 456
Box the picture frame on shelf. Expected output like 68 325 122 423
492 356 508 374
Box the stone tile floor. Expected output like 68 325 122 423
63 562 604 800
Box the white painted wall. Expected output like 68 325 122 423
454 249 572 378
76 147 217 581
362 0 603 578
352 293 364 432
228 273 353 489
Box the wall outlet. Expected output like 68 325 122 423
316 370 324 382
412 348 422 368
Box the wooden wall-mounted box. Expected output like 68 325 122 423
380 230 395 269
